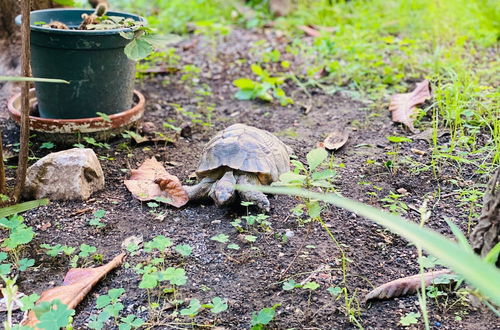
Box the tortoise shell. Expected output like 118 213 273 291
196 124 292 184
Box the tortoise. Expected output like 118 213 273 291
185 124 292 212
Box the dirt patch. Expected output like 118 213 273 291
1 29 496 329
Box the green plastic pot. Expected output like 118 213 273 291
15 9 145 119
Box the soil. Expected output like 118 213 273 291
0 29 498 329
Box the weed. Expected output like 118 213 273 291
0 214 35 272
233 64 293 106
39 141 55 150
74 137 110 150
88 288 144 329
380 191 409 215
275 148 362 327
400 312 421 326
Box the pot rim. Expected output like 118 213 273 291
7 88 146 134
15 8 146 35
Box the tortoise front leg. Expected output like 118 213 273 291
183 177 216 201
236 173 270 213
209 171 237 206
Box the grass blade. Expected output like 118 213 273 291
0 76 69 84
0 199 50 218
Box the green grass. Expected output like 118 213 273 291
116 0 499 166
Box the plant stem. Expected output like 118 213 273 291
12 0 31 203
0 129 7 203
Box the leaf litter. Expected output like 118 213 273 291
389 80 432 132
21 253 126 327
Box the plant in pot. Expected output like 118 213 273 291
10 4 165 140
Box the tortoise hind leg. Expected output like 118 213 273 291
236 173 270 213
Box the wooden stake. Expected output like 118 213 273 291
12 0 31 203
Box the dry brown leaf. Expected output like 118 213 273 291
124 157 188 208
320 128 349 151
22 253 125 327
389 80 431 132
365 269 452 302
298 25 321 37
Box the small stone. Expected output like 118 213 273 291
23 148 104 200
180 124 192 139
284 229 294 238
411 148 426 155
141 121 157 136
211 220 221 224
396 188 408 195
121 235 144 250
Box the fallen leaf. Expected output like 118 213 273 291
389 80 431 132
124 157 189 208
136 66 179 74
140 122 158 136
364 269 452 302
298 25 321 37
129 132 177 145
22 253 125 327
411 148 426 156
320 128 349 151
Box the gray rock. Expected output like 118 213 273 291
23 148 104 200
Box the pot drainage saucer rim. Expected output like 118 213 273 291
7 89 145 143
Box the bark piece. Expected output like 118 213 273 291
389 80 431 132
470 169 500 265
23 148 105 201
22 253 125 327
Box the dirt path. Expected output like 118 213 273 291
1 29 496 329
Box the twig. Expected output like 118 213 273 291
0 130 6 199
279 224 311 280
12 0 31 203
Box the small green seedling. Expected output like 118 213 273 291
40 243 76 257
175 244 193 257
210 234 229 243
233 64 293 106
39 141 55 150
250 303 281 330
33 299 75 330
89 210 107 228
399 312 421 326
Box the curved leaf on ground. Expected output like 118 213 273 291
364 269 452 301
389 80 431 132
124 157 188 208
21 253 125 327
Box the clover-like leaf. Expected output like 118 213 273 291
180 298 201 317
210 234 229 243
163 267 187 286
175 244 193 257
210 297 228 314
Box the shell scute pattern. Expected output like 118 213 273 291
196 124 291 183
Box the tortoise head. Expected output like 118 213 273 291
211 171 236 206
